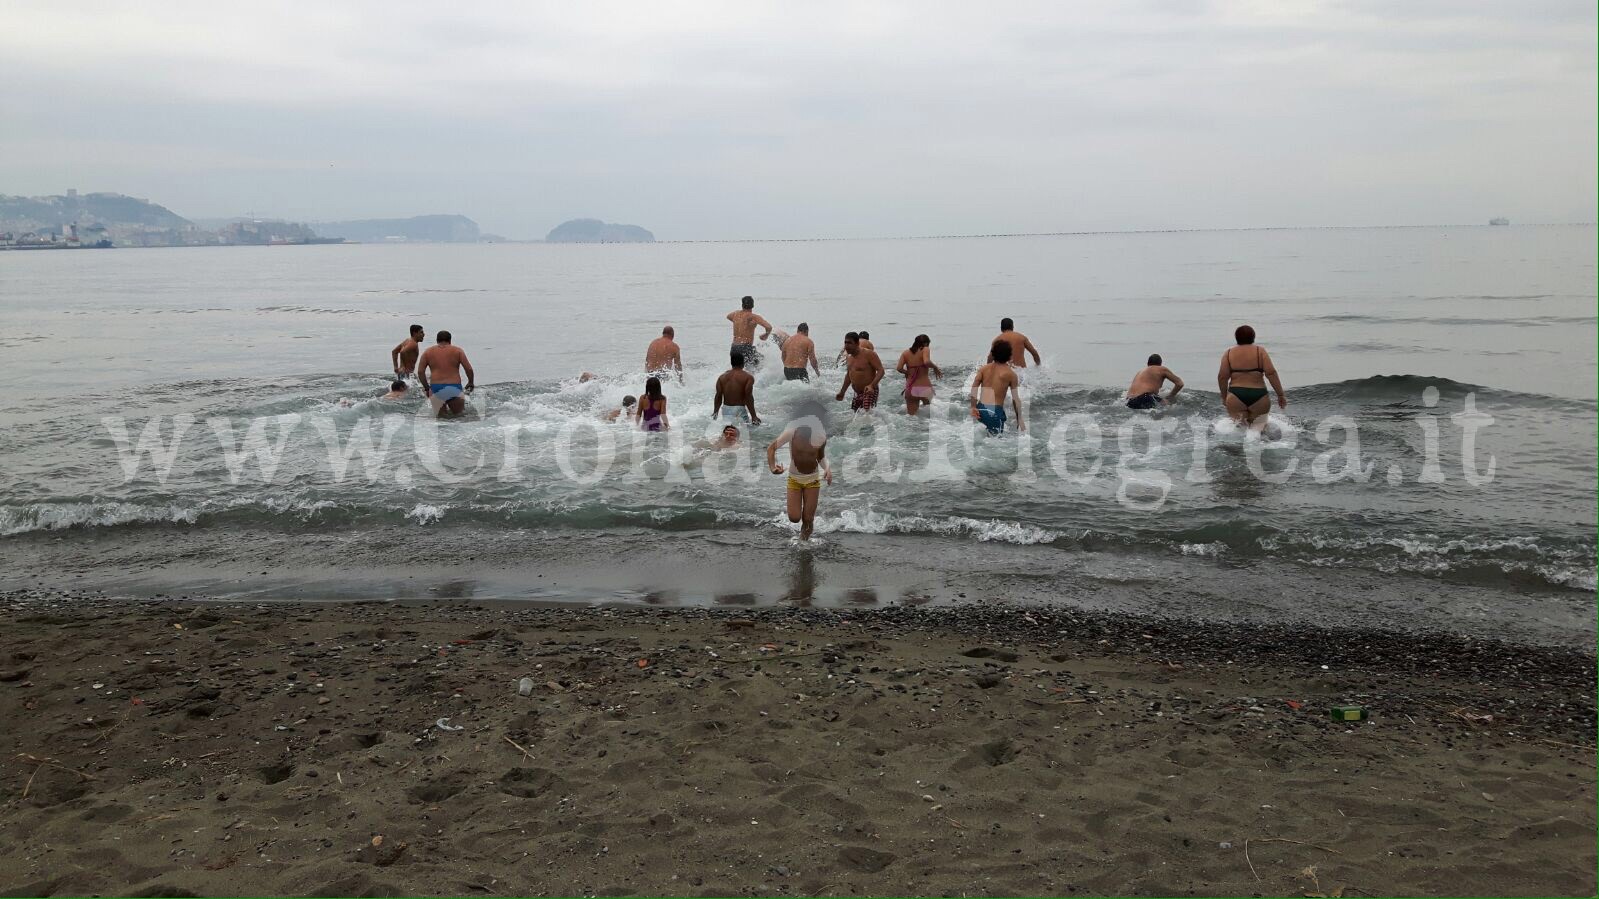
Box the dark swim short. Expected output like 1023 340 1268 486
784 367 809 381
1126 392 1160 410
732 342 761 367
850 386 879 412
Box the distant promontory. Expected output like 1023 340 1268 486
545 218 655 243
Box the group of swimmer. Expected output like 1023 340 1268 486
382 296 1288 541
388 325 476 416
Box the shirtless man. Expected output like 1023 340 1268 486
727 296 772 368
713 351 761 425
781 322 822 381
767 415 832 541
1125 353 1184 409
645 326 684 383
835 329 875 365
417 330 475 418
391 324 425 379
969 340 1024 435
835 332 885 412
989 318 1042 369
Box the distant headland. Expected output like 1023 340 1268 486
545 218 655 243
0 190 502 248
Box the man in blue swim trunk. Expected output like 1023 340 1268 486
969 339 1024 435
417 330 476 418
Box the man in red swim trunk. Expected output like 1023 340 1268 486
836 331 884 412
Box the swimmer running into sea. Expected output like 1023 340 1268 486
896 334 942 416
417 330 475 418
836 331 885 412
727 296 772 369
1219 324 1287 434
391 324 425 380
970 339 1024 435
635 377 670 431
767 415 832 541
781 322 822 381
713 351 762 426
645 326 684 383
1125 353 1184 409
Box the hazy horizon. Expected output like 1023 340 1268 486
3 2 1594 241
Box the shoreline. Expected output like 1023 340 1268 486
0 594 1592 896
4 525 1593 648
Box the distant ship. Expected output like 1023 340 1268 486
1489 217 1510 226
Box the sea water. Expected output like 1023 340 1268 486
1 226 1593 607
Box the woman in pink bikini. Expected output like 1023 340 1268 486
895 334 943 416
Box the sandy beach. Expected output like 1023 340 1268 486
0 594 1591 897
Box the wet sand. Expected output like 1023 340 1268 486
0 596 1592 897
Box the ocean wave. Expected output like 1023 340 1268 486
0 501 203 535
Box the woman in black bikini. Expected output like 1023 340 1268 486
1218 324 1286 431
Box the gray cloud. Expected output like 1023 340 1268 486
1 1 1592 239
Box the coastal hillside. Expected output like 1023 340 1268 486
0 191 191 231
546 218 655 243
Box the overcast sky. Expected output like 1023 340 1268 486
3 1 1593 239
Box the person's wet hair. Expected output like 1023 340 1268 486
858 330 870 340
844 331 860 344
663 325 674 337
730 351 745 368
991 339 1014 363
409 324 424 336
786 399 832 446
644 377 663 399
910 334 930 352
391 379 407 391
741 295 754 310
1235 325 1256 345
437 330 453 343
723 425 739 438
622 395 636 408
1148 353 1162 366
1000 317 1014 331
797 322 809 333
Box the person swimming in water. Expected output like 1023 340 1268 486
895 334 943 416
382 379 409 400
694 424 741 450
1125 353 1184 409
602 395 637 422
969 339 1024 435
1218 324 1286 432
767 411 832 541
634 377 670 432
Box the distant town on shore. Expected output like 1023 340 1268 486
0 190 655 249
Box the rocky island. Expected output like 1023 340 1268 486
545 218 655 243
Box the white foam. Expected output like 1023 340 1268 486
0 502 203 535
406 503 446 525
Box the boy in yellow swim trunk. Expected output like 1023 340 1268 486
766 416 831 541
